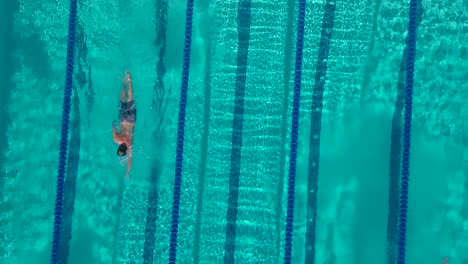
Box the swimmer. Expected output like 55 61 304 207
112 70 137 179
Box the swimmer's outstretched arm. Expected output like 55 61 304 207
126 147 132 180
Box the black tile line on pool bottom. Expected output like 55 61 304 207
85 66 94 129
151 0 169 133
142 159 162 264
386 1 423 263
141 0 168 263
305 0 337 263
224 0 252 263
74 18 93 130
193 9 213 264
359 0 383 107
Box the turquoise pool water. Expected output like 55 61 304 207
1 0 467 263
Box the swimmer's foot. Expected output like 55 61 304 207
119 71 132 86
125 70 131 81
120 76 128 86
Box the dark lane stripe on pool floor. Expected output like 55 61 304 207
142 0 168 262
193 7 213 264
305 0 337 263
223 1 252 263
143 160 161 264
74 19 93 129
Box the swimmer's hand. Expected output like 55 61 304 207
126 147 133 181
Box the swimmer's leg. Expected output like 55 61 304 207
120 84 127 102
126 70 133 102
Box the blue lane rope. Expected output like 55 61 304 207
397 0 418 263
168 0 194 263
276 0 295 258
59 84 81 264
386 71 404 264
283 0 306 263
50 0 77 264
50 0 78 263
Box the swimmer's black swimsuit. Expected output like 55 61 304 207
119 100 136 124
